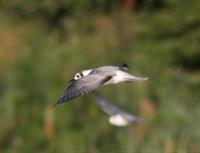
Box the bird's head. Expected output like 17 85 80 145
73 69 92 81
74 72 83 80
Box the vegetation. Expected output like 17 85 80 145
0 0 200 152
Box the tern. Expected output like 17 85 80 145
53 64 148 106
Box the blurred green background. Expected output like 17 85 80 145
0 0 200 152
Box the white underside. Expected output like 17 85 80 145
105 70 131 85
109 70 148 84
112 71 128 83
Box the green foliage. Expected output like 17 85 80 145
0 0 200 152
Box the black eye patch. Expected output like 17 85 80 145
80 72 83 77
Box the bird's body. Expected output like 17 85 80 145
53 64 148 107
87 66 131 85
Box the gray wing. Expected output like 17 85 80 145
92 91 143 126
53 75 112 107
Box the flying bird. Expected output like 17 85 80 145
92 91 143 126
53 64 148 107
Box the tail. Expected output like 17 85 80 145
126 76 149 82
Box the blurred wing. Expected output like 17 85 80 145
92 91 143 126
53 75 112 107
92 91 121 115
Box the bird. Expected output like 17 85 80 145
92 91 143 126
53 64 148 107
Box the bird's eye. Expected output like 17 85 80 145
74 73 82 80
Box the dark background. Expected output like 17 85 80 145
0 0 200 152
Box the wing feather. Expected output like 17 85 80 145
53 75 112 106
92 91 143 126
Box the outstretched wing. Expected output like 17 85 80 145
53 75 112 107
92 91 143 126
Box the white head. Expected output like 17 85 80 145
73 69 92 80
74 72 83 80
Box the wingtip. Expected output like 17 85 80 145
134 116 144 122
52 103 57 107
52 95 65 107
